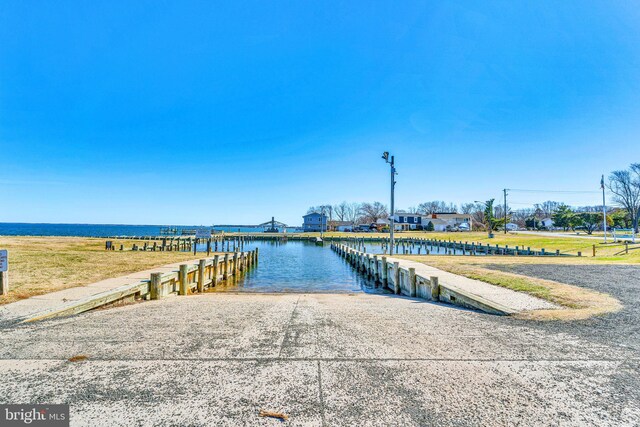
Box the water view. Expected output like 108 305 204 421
209 241 380 293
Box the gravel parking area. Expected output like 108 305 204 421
483 264 640 350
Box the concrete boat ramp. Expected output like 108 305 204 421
1 254 637 426
0 251 555 327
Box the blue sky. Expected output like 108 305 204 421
1 1 639 225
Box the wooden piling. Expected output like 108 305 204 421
409 267 416 297
0 271 8 296
212 255 220 287
430 276 439 301
179 264 189 295
381 256 388 287
393 262 400 294
223 254 230 280
150 272 162 300
197 259 206 292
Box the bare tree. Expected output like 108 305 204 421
417 201 457 214
333 202 349 221
345 203 361 224
511 208 534 227
534 201 561 218
359 202 388 224
609 165 640 233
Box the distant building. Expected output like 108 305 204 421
540 218 554 229
303 212 327 232
328 220 353 232
505 222 519 231
393 212 472 231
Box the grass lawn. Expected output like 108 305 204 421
0 236 221 305
294 231 640 262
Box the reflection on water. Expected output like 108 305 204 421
208 241 385 293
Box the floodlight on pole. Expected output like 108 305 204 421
382 152 396 255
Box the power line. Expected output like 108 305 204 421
507 188 599 194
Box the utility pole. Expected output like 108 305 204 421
503 189 508 234
601 175 607 243
382 152 396 255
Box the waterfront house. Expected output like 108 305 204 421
303 213 327 232
328 220 353 232
393 212 472 231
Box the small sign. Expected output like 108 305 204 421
1 404 69 426
195 228 211 239
0 250 7 272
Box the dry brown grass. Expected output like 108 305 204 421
400 255 622 321
0 236 221 305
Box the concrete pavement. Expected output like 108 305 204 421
0 292 637 426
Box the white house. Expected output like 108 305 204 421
540 218 554 229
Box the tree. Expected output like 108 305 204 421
578 212 602 235
358 202 388 224
610 209 630 229
333 202 350 222
484 199 501 231
525 217 540 230
425 221 434 231
568 213 584 231
609 165 640 233
417 201 457 214
511 208 534 227
552 204 575 231
534 201 561 218
345 203 362 223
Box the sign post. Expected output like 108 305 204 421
0 250 8 296
195 228 211 239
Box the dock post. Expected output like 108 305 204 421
212 255 220 287
233 252 239 275
393 262 400 294
179 264 189 295
150 272 162 300
197 259 206 292
0 271 8 296
381 256 388 287
430 276 440 301
223 254 230 280
373 255 379 283
409 268 416 297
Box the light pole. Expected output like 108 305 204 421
382 152 396 255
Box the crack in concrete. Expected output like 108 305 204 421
277 295 301 358
317 360 327 427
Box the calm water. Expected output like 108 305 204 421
0 222 297 237
212 241 380 293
